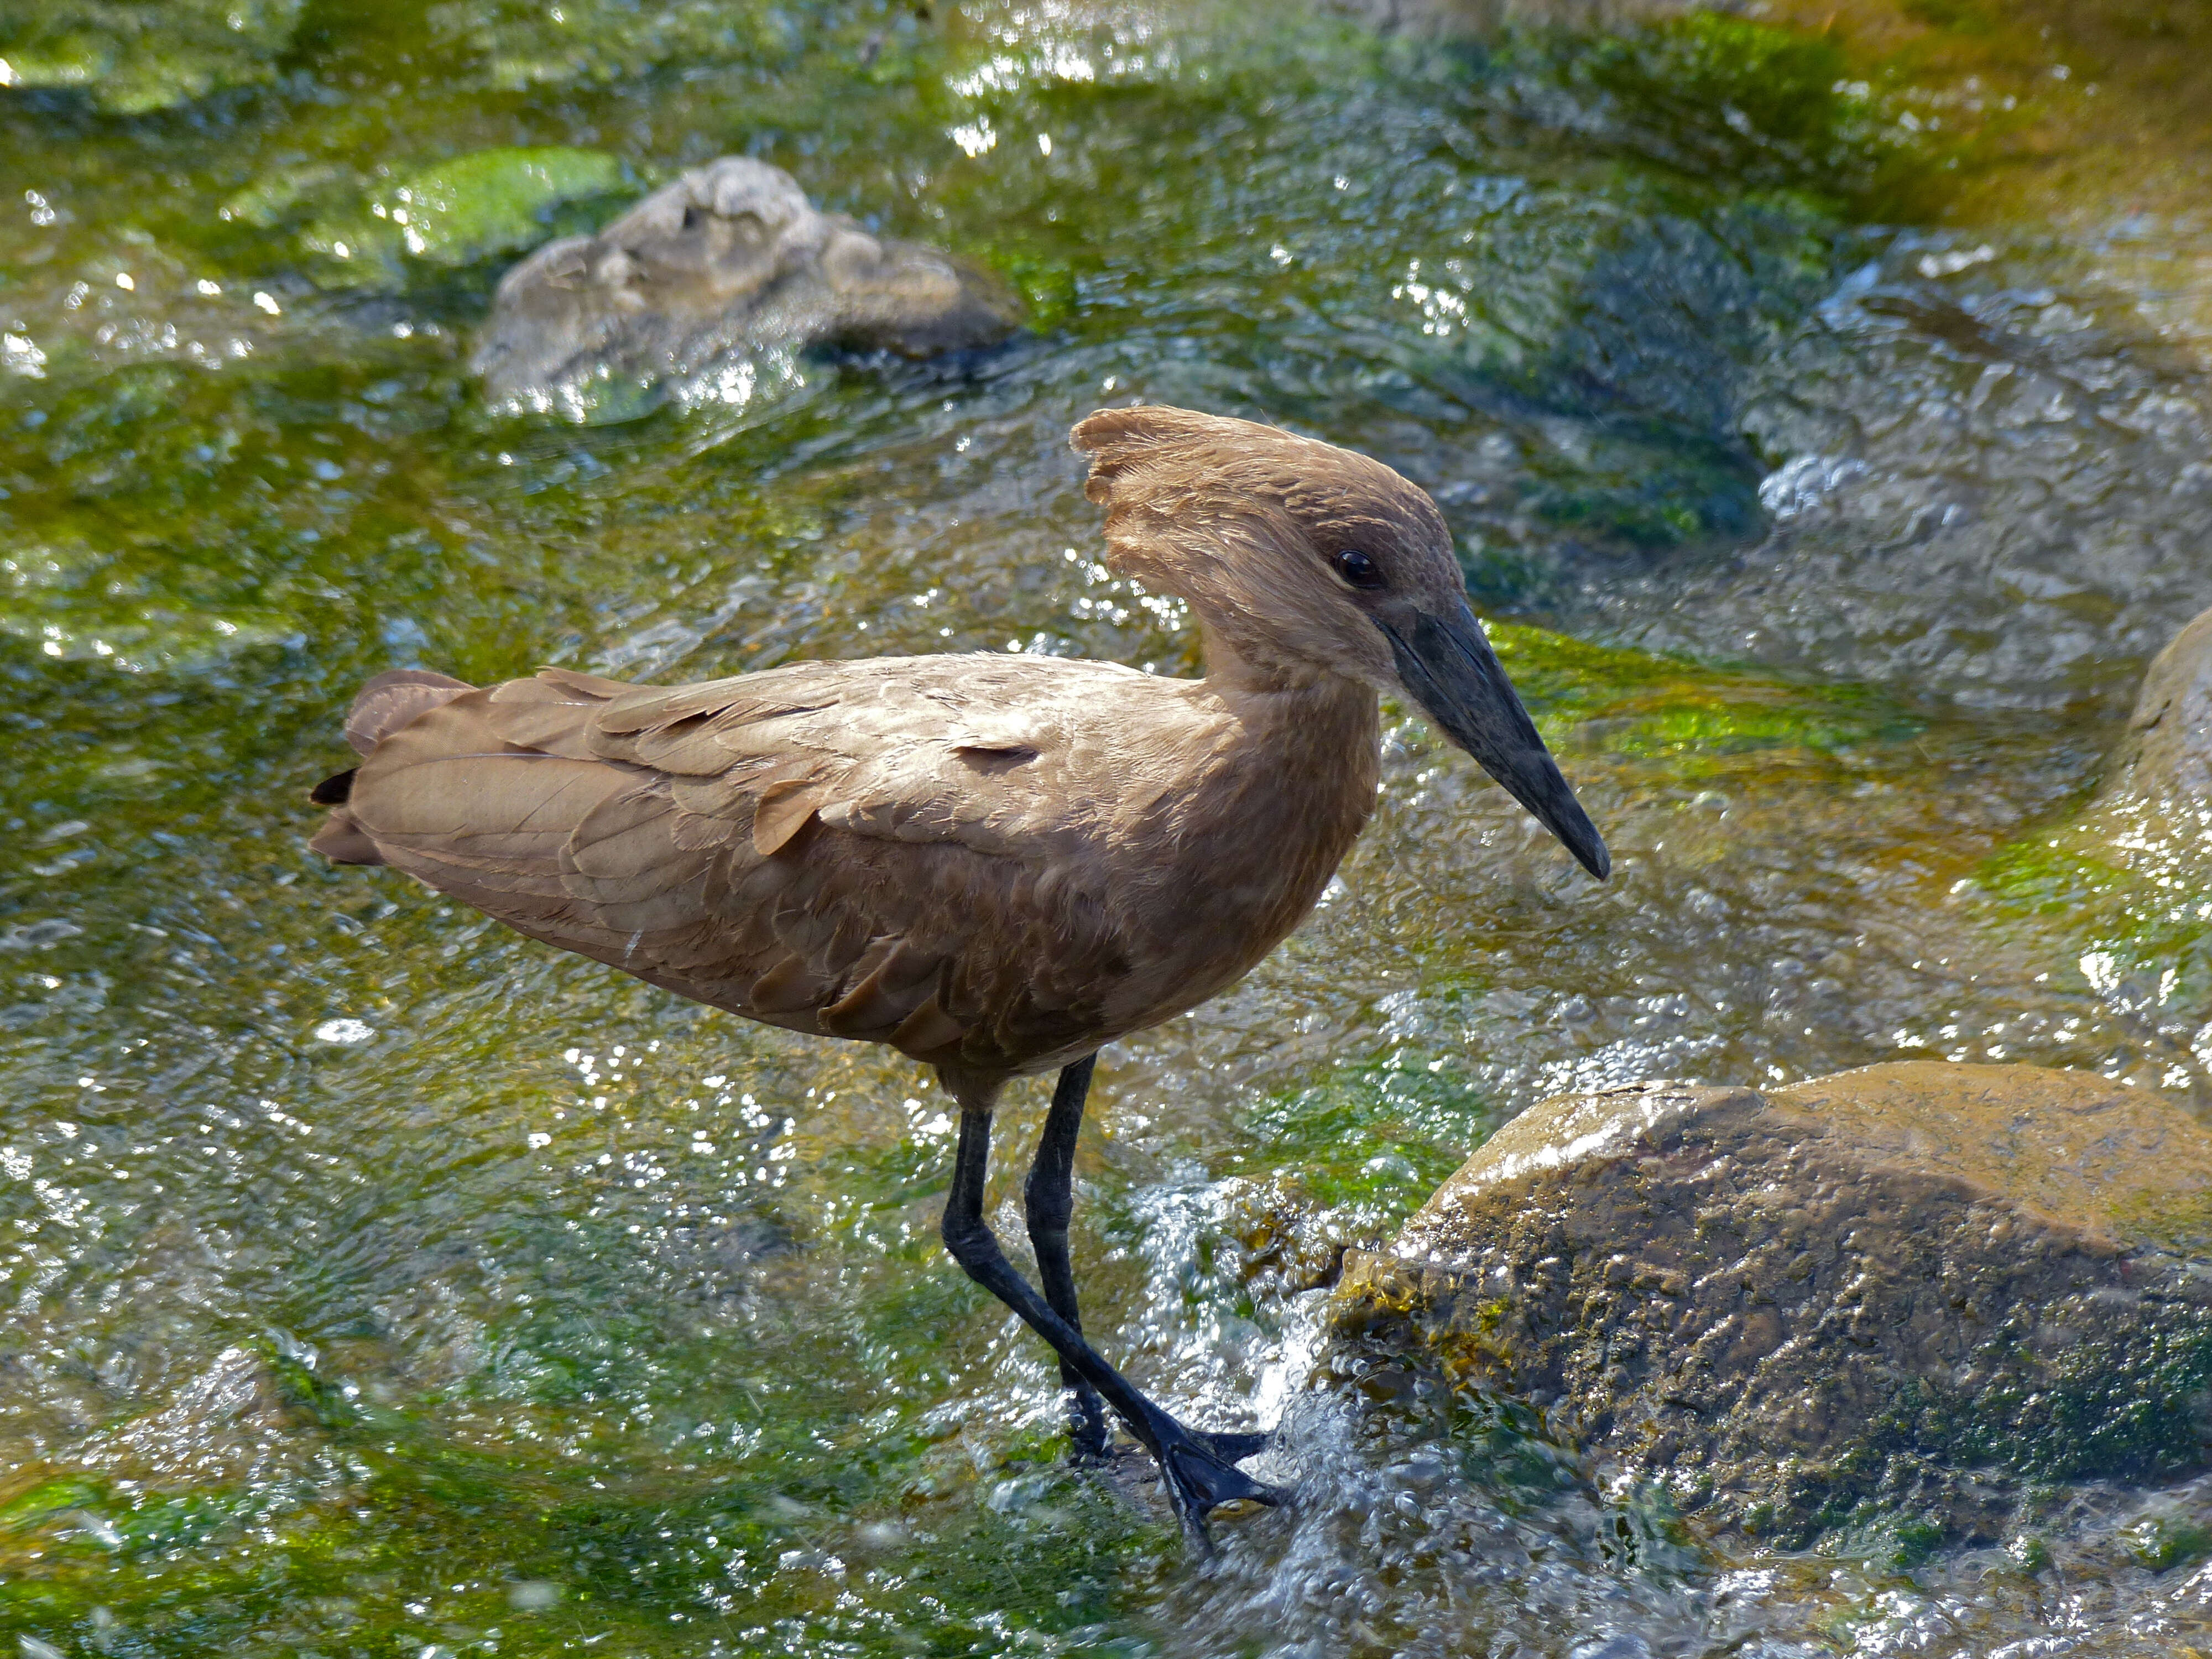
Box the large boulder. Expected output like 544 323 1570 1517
471 156 1021 413
1329 1062 2212 1544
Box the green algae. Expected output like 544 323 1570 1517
1754 0 2212 236
428 0 801 91
302 147 629 287
0 1453 1164 1657
1232 1051 1486 1212
1966 794 2212 1023
0 0 302 112
1493 620 1926 777
1473 13 1914 208
2127 1512 2212 1573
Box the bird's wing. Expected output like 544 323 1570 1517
342 654 1195 1069
515 654 1151 858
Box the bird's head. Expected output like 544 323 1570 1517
1071 405 1609 880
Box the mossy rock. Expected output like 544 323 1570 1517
0 0 302 112
470 156 1020 415
1331 1062 2212 1547
302 147 627 287
1968 603 2212 1021
426 0 797 90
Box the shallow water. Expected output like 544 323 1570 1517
4 1 2212 1652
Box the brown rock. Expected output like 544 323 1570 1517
472 156 1021 412
1329 1062 2212 1543
2105 603 2212 818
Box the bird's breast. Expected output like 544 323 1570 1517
1086 681 1382 1032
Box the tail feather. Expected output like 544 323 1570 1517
345 669 474 757
309 669 477 865
310 810 384 865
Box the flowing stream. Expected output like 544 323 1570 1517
4 1 2212 1652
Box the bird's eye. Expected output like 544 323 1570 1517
1334 548 1385 591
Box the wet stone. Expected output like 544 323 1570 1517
471 156 1022 416
1330 1062 2212 1545
80 1347 309 1488
2105 604 2212 820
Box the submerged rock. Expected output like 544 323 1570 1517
82 1347 308 1486
472 157 1021 414
1331 1062 2212 1543
1577 241 2212 716
429 0 795 91
1340 0 1677 39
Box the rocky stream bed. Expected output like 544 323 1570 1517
5 0 2212 1654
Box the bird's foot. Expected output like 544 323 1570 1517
1141 1412 1285 1550
1196 1427 1271 1463
1065 1383 1112 1468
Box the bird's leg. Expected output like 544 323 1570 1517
941 1102 1281 1549
1023 1055 1110 1465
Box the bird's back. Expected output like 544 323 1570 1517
313 652 1376 1078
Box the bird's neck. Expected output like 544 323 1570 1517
1101 625 1378 1024
1193 618 1383 843
1194 614 1380 752
1196 619 1353 698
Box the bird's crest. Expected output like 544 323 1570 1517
1069 405 1276 509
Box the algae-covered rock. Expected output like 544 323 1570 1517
1583 242 2212 717
427 0 792 90
0 0 302 112
1331 1062 2212 1543
471 156 1021 415
1965 606 2212 1046
302 147 627 288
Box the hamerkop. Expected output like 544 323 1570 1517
306 406 1608 1545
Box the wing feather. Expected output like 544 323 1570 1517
330 651 1213 1070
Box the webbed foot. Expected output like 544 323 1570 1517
1144 1416 1285 1548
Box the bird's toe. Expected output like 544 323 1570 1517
1156 1432 1286 1550
1196 1427 1271 1463
1066 1399 1113 1468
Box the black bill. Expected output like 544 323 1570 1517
1383 606 1610 880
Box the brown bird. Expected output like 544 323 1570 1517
307 406 1608 1544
